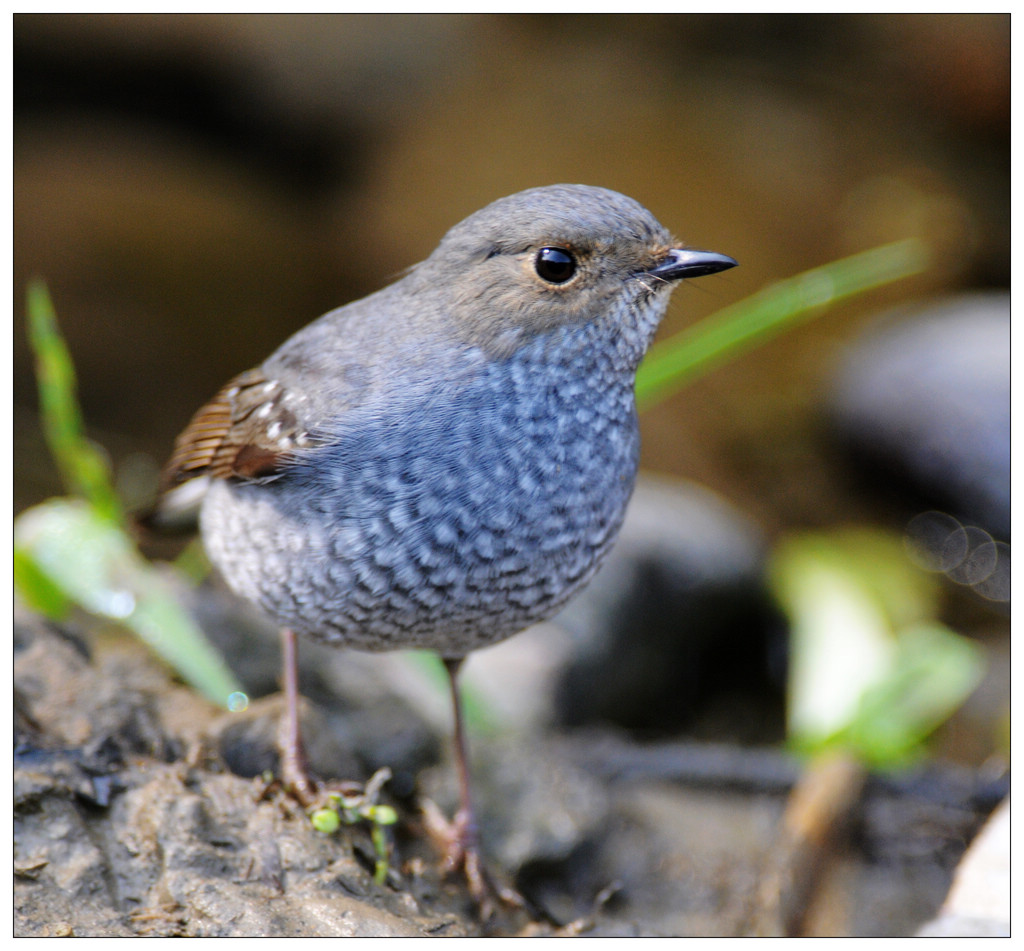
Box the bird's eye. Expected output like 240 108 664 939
535 247 577 284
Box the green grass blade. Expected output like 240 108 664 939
636 238 930 411
13 546 72 618
26 279 123 523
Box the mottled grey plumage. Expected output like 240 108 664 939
158 184 736 660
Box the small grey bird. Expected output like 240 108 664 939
151 184 736 913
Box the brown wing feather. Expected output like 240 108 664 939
160 368 297 491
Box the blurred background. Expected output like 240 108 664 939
14 13 1009 762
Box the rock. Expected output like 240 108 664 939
550 474 786 739
830 293 1010 541
916 796 1009 937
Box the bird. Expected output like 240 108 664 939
148 183 736 914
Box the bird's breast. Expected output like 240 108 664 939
201 352 641 653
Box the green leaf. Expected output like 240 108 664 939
311 808 342 834
368 804 398 825
25 280 123 523
13 547 72 618
844 622 985 765
14 498 244 707
769 529 984 767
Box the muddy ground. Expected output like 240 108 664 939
14 597 1006 937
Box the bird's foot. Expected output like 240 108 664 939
258 761 363 812
277 760 321 809
279 761 387 819
421 798 527 921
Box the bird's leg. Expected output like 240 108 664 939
431 656 525 917
439 657 479 877
276 627 318 807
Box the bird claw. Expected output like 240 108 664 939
274 733 321 808
421 798 526 920
270 741 366 814
280 769 372 815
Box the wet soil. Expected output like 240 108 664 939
13 601 1006 937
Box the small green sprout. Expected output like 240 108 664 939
308 767 397 884
310 808 342 835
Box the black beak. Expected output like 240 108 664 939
648 248 738 281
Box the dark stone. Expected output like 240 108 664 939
553 476 787 741
830 293 1009 541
